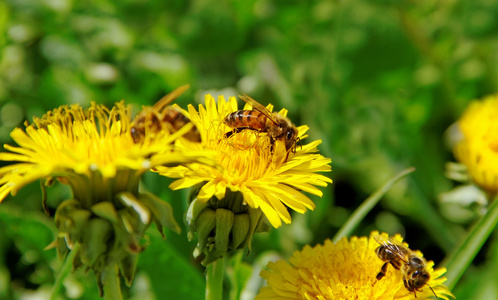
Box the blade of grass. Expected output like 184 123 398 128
332 167 416 243
442 195 498 290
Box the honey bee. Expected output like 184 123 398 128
131 85 201 143
374 234 437 298
224 94 299 158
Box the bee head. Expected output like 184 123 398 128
410 269 430 288
284 126 299 153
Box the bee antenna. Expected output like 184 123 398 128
427 284 438 298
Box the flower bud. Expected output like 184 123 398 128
187 184 270 265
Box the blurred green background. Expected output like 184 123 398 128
1 0 498 299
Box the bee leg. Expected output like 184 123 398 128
376 262 389 281
297 137 303 151
403 279 417 298
224 127 248 138
131 127 143 143
269 136 277 152
389 260 401 270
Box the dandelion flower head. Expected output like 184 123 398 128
0 101 198 203
454 94 498 193
155 94 332 228
256 231 453 300
0 98 210 294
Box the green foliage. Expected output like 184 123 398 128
1 0 498 299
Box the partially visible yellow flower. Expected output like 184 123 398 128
256 231 453 300
156 94 332 228
0 100 210 296
454 95 498 193
0 101 204 202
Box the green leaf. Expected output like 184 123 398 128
332 167 416 243
442 195 498 290
138 232 204 300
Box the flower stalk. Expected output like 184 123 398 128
102 263 123 300
206 257 225 300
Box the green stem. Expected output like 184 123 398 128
442 196 498 290
332 167 416 243
50 242 80 300
102 263 123 300
206 258 224 300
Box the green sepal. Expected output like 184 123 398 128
56 236 70 261
194 208 217 257
140 192 181 235
230 213 250 250
214 208 234 254
186 197 210 239
54 199 81 229
71 247 84 271
54 199 92 249
119 254 138 287
117 209 146 253
96 268 104 298
202 208 234 265
245 208 264 252
117 192 151 225
91 202 119 224
80 218 112 266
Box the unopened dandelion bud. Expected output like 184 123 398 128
188 187 272 265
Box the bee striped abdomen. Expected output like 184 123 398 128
224 110 267 131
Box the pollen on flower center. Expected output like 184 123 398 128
218 130 276 179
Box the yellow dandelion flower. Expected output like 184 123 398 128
454 94 498 193
156 94 332 228
256 231 453 300
0 101 204 202
0 98 210 295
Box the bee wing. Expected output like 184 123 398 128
152 84 190 112
239 94 279 125
373 234 410 263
